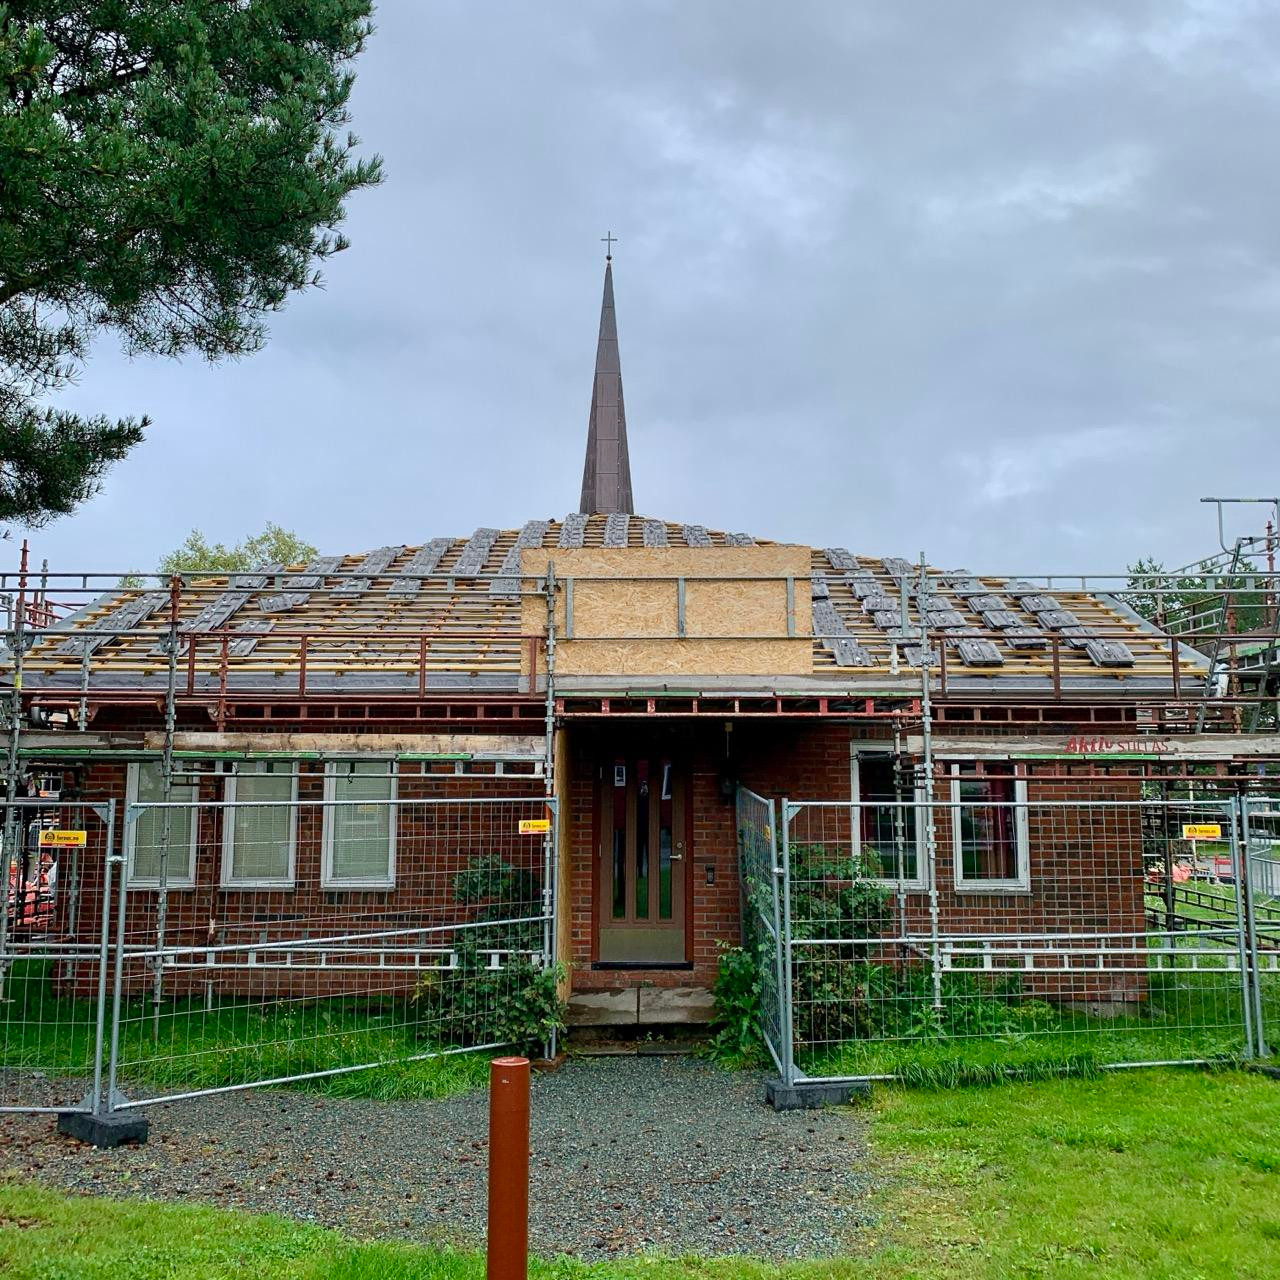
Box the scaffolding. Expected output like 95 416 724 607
3 507 1280 1113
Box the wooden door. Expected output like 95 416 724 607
597 756 687 964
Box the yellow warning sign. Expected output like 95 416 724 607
1182 824 1222 841
518 818 551 835
38 829 87 848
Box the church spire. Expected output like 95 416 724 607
578 241 634 515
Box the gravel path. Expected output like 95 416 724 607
1 1056 878 1260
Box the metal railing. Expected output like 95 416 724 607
0 793 557 1116
739 786 1277 1086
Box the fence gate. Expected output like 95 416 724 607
0 799 116 1117
1 793 556 1123
742 789 1275 1087
734 788 788 1078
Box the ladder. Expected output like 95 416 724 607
1195 540 1243 733
1246 610 1280 732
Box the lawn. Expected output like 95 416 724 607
2 1068 1278 1278
0 959 494 1102
798 963 1279 1086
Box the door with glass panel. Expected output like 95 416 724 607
597 756 687 964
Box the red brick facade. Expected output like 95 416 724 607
36 717 1147 1006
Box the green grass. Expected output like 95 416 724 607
0 959 495 1102
1144 879 1280 927
797 962 1279 1087
3 1069 1279 1277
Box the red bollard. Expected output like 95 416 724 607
486 1056 530 1280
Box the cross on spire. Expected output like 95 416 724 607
601 229 617 260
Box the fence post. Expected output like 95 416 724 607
778 799 796 1088
90 801 117 1116
1227 797 1256 1060
486 1055 530 1280
106 808 135 1113
541 796 557 1061
1239 797 1270 1058
57 800 149 1146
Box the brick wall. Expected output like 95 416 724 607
37 718 1149 1006
566 722 1148 1005
51 759 549 999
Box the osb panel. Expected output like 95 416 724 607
520 545 813 677
552 637 810 677
684 577 793 638
572 579 675 639
522 544 810 583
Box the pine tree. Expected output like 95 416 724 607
0 2 383 525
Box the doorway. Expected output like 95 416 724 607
595 753 689 965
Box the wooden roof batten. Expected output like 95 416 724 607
11 520 1208 709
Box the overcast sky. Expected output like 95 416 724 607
20 0 1280 578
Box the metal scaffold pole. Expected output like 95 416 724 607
151 575 181 1040
0 542 29 1004
542 563 558 1059
916 556 943 1014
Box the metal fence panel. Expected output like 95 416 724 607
0 799 115 1114
104 793 554 1108
735 787 787 1078
1242 796 1279 1058
776 789 1262 1083
1 788 554 1115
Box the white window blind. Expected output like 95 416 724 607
323 762 395 888
126 762 198 887
223 767 296 887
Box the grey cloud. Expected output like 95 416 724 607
18 0 1280 575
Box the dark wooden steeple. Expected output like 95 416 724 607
578 249 634 515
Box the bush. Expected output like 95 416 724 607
787 842 894 946
412 855 565 1056
413 935 565 1055
708 943 767 1068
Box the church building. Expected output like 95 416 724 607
6 252 1229 1029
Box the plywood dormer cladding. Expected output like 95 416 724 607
520 545 814 677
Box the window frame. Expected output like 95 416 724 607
124 760 199 890
220 763 299 890
850 748 929 890
949 764 1031 893
321 760 398 890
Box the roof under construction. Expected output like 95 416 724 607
14 512 1205 699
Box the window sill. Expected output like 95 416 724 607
220 882 296 892
321 882 395 892
953 882 1032 895
127 881 195 891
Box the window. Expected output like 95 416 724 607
852 752 927 888
322 761 396 889
125 761 199 888
950 765 1030 892
221 764 297 888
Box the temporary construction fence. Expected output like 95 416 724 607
0 792 556 1119
737 785 1278 1085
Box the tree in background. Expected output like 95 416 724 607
0 2 383 527
158 525 317 576
1125 556 1267 635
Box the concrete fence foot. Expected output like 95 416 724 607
57 1110 149 1147
765 1078 870 1111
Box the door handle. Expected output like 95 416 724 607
672 841 685 861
